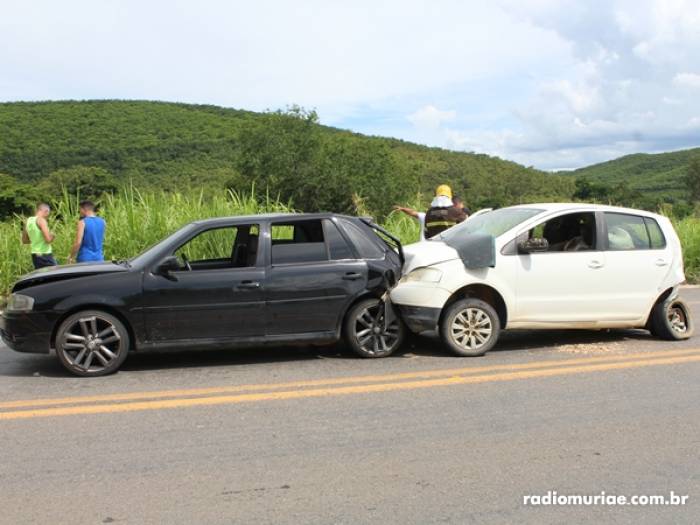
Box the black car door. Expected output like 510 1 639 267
265 218 367 336
141 223 266 342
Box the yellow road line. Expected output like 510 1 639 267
1 352 699 421
1 347 698 410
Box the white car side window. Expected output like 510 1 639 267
526 212 597 252
604 213 653 251
607 226 635 250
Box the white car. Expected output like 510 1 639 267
391 203 692 356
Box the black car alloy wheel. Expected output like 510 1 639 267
56 310 130 376
346 298 404 358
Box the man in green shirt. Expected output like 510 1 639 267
22 203 58 269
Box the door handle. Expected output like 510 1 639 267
342 272 363 281
588 260 604 269
236 281 260 289
655 258 669 267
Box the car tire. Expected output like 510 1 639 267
55 310 130 377
649 297 693 341
440 298 500 357
345 298 405 358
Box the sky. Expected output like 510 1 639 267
1 0 699 170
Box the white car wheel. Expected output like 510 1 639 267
650 297 693 341
441 298 500 357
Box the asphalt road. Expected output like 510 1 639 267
1 289 699 524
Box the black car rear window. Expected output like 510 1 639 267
323 219 355 260
270 219 329 264
339 219 384 259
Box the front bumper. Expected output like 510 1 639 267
390 281 451 333
398 305 441 334
0 311 53 354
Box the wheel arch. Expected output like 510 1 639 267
439 284 508 330
50 304 137 351
644 286 676 328
338 291 386 339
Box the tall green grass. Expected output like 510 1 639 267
1 190 698 295
0 187 293 294
354 192 426 246
674 216 700 282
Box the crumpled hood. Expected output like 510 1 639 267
13 262 128 291
402 240 460 273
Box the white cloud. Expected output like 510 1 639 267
0 0 572 113
619 0 700 66
407 105 456 130
402 0 700 168
0 0 699 169
663 96 682 105
673 73 700 89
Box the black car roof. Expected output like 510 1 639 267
190 212 365 227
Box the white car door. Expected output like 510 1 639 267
598 212 671 320
513 211 611 323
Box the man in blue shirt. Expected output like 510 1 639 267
68 200 106 263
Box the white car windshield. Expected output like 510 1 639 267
436 207 543 240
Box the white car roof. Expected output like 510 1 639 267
507 202 665 220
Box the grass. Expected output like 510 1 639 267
1 189 698 296
355 192 426 246
0 187 293 295
674 216 700 283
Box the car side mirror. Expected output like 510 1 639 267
518 238 549 254
156 255 180 274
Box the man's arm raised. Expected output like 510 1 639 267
393 205 420 219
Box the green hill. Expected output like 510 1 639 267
564 147 699 206
0 100 574 217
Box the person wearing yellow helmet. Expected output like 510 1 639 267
435 184 453 200
394 185 468 240
424 184 467 238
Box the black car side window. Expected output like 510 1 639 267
271 220 329 265
323 219 355 260
174 225 260 270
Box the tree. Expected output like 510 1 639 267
0 173 39 219
573 178 610 202
235 106 321 208
38 166 119 201
685 157 700 203
312 135 404 215
0 100 579 215
609 181 643 207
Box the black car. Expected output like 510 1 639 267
0 213 405 376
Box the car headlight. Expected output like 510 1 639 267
6 293 35 312
401 267 443 283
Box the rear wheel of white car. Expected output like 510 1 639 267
650 297 693 341
55 310 130 377
345 298 405 358
441 298 500 357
